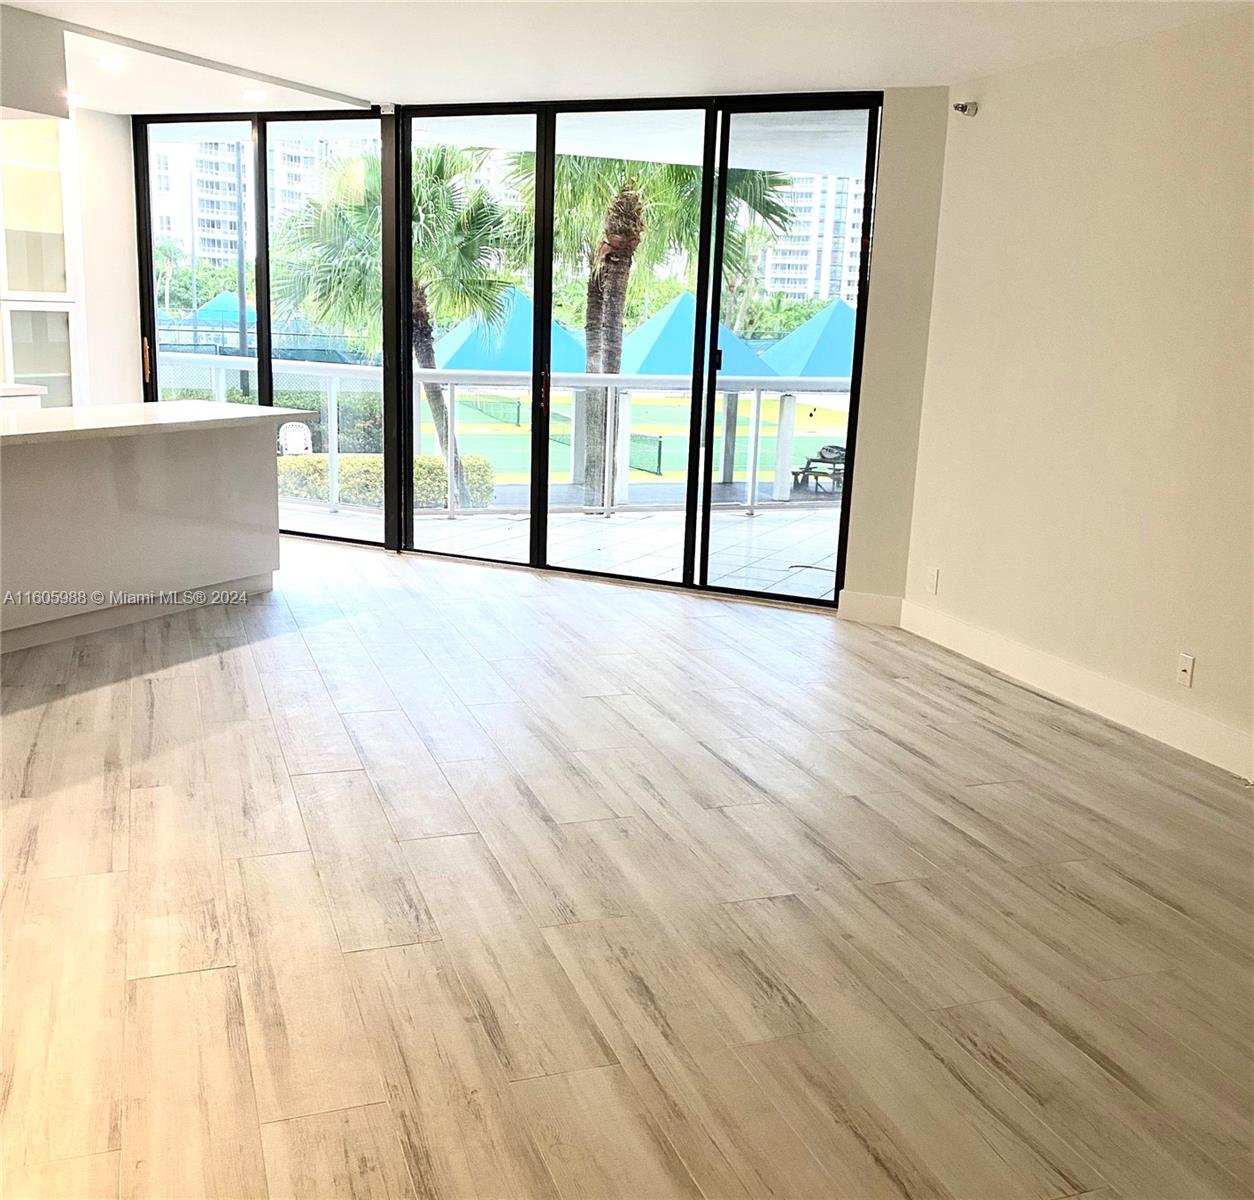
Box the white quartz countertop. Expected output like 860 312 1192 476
0 400 316 447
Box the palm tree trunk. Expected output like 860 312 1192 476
585 259 605 368
581 268 606 501
412 285 470 505
581 186 644 499
733 267 755 332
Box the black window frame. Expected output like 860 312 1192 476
133 90 882 605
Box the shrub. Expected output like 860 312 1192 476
162 387 385 453
276 454 329 502
412 456 445 508
277 453 494 509
462 456 495 508
340 456 385 507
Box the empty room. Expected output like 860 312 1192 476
0 1 1250 1197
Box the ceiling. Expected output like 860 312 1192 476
63 32 355 113
17 1 1232 108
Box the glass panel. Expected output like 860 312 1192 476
11 308 72 406
408 114 536 563
1 119 67 293
545 109 706 582
147 121 257 404
707 108 871 602
267 118 384 543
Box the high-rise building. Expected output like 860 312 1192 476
149 139 251 268
760 174 864 305
149 129 380 271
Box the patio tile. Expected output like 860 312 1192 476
285 503 842 598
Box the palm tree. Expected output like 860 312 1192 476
510 155 791 496
153 237 183 313
273 149 508 502
723 219 774 335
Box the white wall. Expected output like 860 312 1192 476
901 10 1252 774
73 107 142 403
841 86 948 624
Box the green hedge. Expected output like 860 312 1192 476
162 387 384 453
278 453 494 509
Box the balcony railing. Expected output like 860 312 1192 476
157 349 850 518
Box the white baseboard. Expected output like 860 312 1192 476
837 589 903 625
900 600 1252 779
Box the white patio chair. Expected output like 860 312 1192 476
277 421 313 456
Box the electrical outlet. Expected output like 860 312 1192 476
1176 653 1195 688
926 567 940 596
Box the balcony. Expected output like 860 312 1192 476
157 350 850 598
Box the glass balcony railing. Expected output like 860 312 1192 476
157 350 851 542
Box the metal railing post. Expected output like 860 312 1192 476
613 388 633 507
571 389 585 485
327 375 340 512
212 365 226 404
445 382 457 519
603 385 617 517
746 387 763 516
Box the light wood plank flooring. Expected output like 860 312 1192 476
3 537 1251 1200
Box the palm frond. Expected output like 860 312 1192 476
271 143 514 352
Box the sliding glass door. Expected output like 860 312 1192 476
406 113 537 563
543 107 709 584
134 95 879 603
700 105 875 601
266 117 384 542
141 112 386 545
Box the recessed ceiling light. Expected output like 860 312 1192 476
98 50 125 72
242 88 267 103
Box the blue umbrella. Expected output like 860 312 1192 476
436 286 584 372
760 299 856 377
195 291 257 326
621 292 772 377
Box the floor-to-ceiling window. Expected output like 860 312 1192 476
702 106 874 601
134 95 878 605
543 107 709 584
145 120 257 404
406 113 537 564
266 117 384 543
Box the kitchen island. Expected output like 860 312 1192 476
0 401 311 650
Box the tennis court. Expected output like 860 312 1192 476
423 389 849 486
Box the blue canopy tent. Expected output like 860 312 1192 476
195 291 257 327
620 292 770 377
620 292 774 486
435 286 585 371
155 292 256 354
760 299 856 377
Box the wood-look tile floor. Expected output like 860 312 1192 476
3 537 1251 1200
